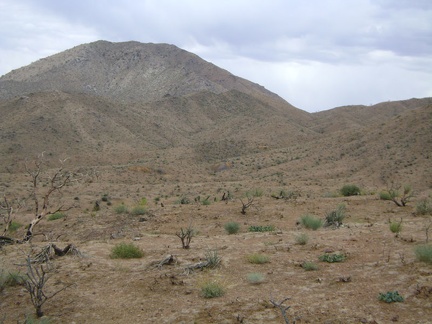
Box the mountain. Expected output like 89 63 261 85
0 40 313 168
0 40 431 190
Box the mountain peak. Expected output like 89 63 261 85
0 40 288 106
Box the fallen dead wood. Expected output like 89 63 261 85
32 243 83 263
184 260 211 275
148 254 176 269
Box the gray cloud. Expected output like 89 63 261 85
1 0 431 111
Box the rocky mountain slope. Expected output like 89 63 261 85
0 40 431 189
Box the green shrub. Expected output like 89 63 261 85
248 225 275 232
101 194 110 202
319 253 346 263
201 281 225 298
8 221 22 232
324 204 346 227
301 262 319 271
224 222 240 234
379 191 392 200
378 291 404 303
300 214 323 230
176 197 190 205
201 198 211 206
130 206 147 216
110 243 144 259
114 204 128 214
389 220 402 234
0 270 25 292
247 188 263 197
205 250 222 268
414 244 432 264
295 233 309 245
416 198 432 215
47 212 65 221
138 197 147 206
246 272 265 284
341 184 361 196
247 253 270 264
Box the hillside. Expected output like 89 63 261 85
0 40 431 186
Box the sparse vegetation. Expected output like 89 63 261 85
340 184 360 196
381 185 414 207
248 225 275 232
200 280 225 298
319 253 346 263
389 218 403 235
130 206 147 216
246 272 265 284
8 220 22 232
47 212 65 221
114 204 128 214
414 244 432 264
378 291 404 303
295 233 309 245
324 204 346 228
302 261 319 271
247 253 270 264
0 270 25 292
416 198 432 215
110 243 144 259
224 221 240 234
204 249 222 268
300 214 323 230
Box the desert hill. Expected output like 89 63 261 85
0 40 431 191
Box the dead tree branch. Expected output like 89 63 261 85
23 256 73 318
269 296 295 324
240 196 255 215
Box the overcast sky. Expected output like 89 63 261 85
1 0 431 112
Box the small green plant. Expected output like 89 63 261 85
130 206 147 216
201 280 225 298
114 204 128 214
247 188 264 197
378 291 404 303
414 244 432 264
110 243 144 259
201 197 211 205
301 261 319 271
0 270 25 292
204 250 222 268
389 218 403 235
101 194 110 202
248 225 275 232
319 253 346 263
246 272 265 284
300 214 323 230
379 191 392 200
138 197 147 206
340 184 360 196
177 197 190 205
416 198 432 215
8 221 23 232
47 212 65 221
247 253 270 264
295 233 309 245
324 204 346 227
224 222 240 234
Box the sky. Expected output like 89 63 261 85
0 0 431 112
